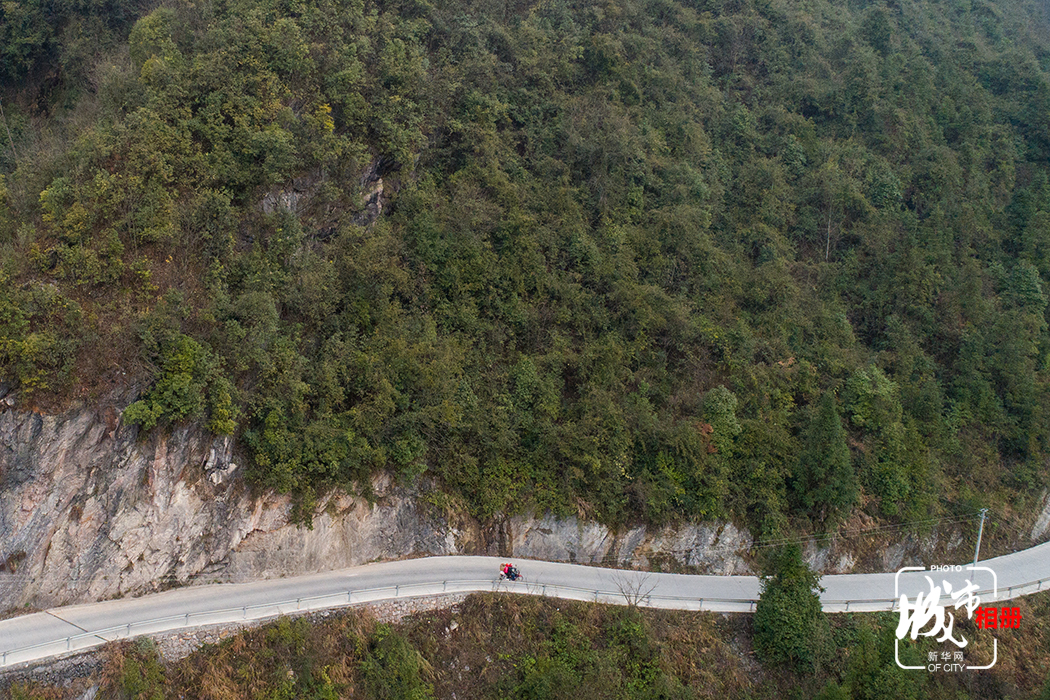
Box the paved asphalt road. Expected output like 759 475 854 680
2 543 1050 668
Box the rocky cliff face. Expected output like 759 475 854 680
2 395 1025 610
0 398 755 609
0 392 466 609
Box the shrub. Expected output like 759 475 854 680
359 624 433 700
753 545 830 673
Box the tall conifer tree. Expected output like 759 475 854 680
790 393 857 524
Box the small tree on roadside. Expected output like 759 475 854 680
611 571 657 608
753 544 830 673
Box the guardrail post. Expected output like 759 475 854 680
699 599 703 611
749 601 755 612
2 651 6 666
846 602 850 612
443 581 447 592
185 613 189 626
395 585 399 597
296 598 301 610
542 585 546 596
348 590 353 603
67 637 71 650
243 606 247 619
127 623 131 637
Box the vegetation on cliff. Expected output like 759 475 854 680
2 0 1050 533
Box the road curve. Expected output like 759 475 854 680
3 543 1050 669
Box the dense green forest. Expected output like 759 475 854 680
7 590 1050 699
3 0 1050 533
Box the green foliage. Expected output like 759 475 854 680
360 624 433 700
844 367 902 431
3 0 1050 530
112 638 167 700
128 9 179 69
0 0 148 89
124 333 209 430
702 386 742 457
499 607 695 700
1038 675 1050 700
753 545 829 673
124 296 236 434
843 367 927 517
789 393 857 525
0 273 80 395
815 681 850 700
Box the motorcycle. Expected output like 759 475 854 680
499 563 523 581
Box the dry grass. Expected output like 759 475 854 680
0 683 71 700
166 611 375 700
394 593 762 700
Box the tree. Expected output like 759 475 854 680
360 624 434 700
611 571 657 608
753 544 829 672
789 393 858 525
702 385 742 456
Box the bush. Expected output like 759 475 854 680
111 638 167 700
359 624 433 700
123 333 209 430
753 545 830 673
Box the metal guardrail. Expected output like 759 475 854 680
3 573 1050 668
819 575 1050 612
0 579 484 667
0 578 753 667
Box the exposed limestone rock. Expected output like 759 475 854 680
508 515 614 564
647 522 753 574
503 515 753 574
0 398 760 608
796 524 974 575
0 402 456 609
1031 491 1050 542
260 187 308 215
0 399 756 610
881 543 907 572
351 168 385 227
220 476 460 581
0 395 1013 611
802 541 831 572
258 159 394 235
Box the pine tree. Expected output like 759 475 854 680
790 393 858 524
753 544 829 672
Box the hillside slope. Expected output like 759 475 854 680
6 591 1050 699
2 0 1050 535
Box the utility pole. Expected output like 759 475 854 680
972 508 989 568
